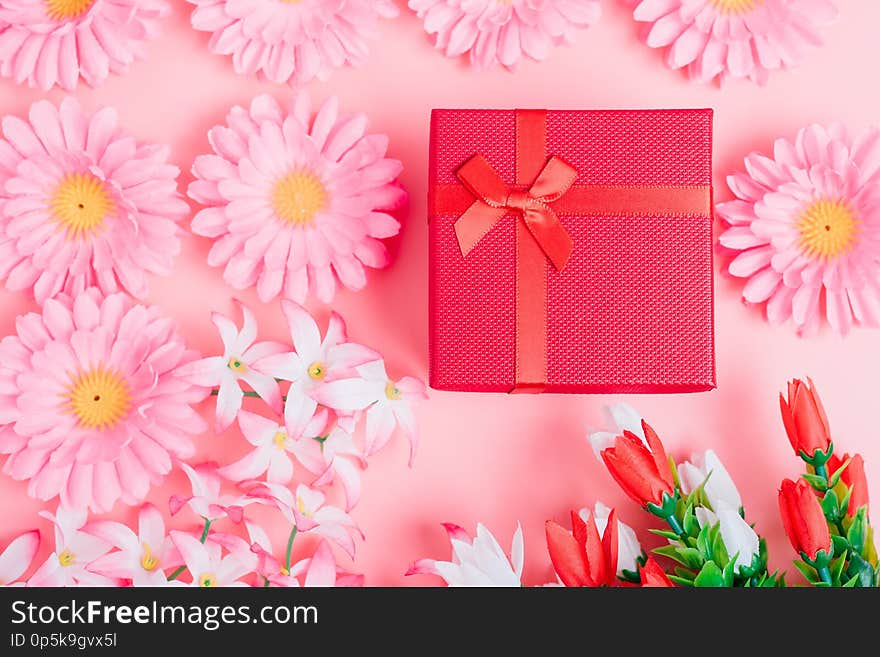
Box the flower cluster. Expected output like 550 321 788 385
0 299 425 587
409 378 875 587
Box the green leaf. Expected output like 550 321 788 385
652 545 689 567
668 575 694 587
847 507 868 554
828 457 852 488
649 529 682 542
696 524 711 557
831 534 850 556
683 503 698 536
802 473 828 490
673 566 696 581
793 559 817 584
820 489 840 520
839 486 853 518
711 529 729 566
830 551 848 585
693 561 726 587
722 558 737 587
842 575 860 587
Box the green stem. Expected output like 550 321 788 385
211 389 261 398
816 565 833 585
167 518 212 582
665 514 687 542
200 519 213 543
815 464 828 481
210 388 287 401
284 526 298 572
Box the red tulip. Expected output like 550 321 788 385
639 557 675 588
828 452 869 516
778 478 832 561
600 421 675 508
545 510 618 587
779 378 831 459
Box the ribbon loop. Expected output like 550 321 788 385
453 154 576 272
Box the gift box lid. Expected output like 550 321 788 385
428 108 715 394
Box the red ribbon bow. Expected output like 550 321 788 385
454 154 577 271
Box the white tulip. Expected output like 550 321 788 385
678 449 742 512
695 503 760 573
587 403 646 459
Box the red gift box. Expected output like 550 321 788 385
428 108 716 393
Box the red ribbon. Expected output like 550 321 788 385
454 155 577 272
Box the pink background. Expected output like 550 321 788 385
1 1 878 586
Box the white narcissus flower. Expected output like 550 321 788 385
86 504 181 586
578 502 642 576
407 523 524 587
0 530 39 587
254 301 378 437
174 302 286 432
170 531 251 587
218 410 327 485
243 481 361 559
695 503 760 573
587 402 646 458
311 360 427 465
28 508 114 586
169 462 257 523
678 449 742 512
310 426 364 511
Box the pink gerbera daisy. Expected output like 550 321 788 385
0 98 189 304
717 124 880 335
0 288 209 512
188 93 406 304
186 0 398 85
0 0 170 90
632 0 838 85
408 0 600 70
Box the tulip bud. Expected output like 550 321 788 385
778 478 832 563
779 378 832 463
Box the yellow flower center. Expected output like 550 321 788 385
58 550 76 567
50 172 114 239
295 496 313 519
385 381 401 401
140 544 159 572
273 430 288 451
279 567 290 576
798 198 860 261
227 357 248 373
65 366 132 431
198 573 217 587
44 0 94 21
307 361 326 380
709 0 762 13
272 170 327 227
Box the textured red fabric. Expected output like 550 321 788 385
428 109 715 393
